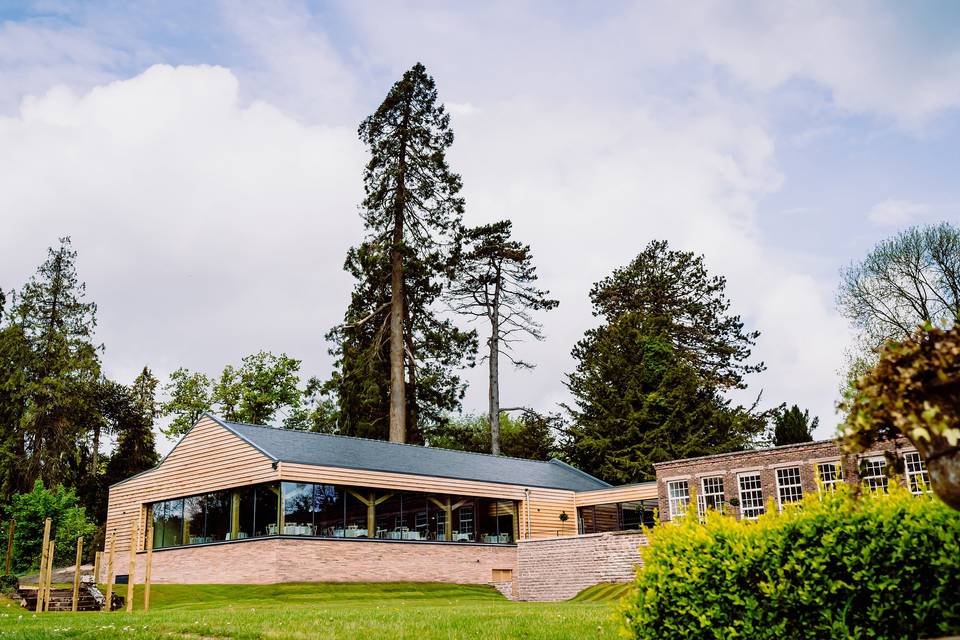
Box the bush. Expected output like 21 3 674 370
0 574 17 595
6 480 96 574
621 485 960 640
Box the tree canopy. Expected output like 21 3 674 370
770 405 817 446
564 241 768 483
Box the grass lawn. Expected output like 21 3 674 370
0 582 628 639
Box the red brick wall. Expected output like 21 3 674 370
515 531 647 601
122 538 518 586
653 438 913 522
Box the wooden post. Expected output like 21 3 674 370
143 523 154 612
43 539 54 612
72 537 83 612
126 518 138 613
104 534 115 612
93 551 102 585
4 520 13 575
35 518 51 613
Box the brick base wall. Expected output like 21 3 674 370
515 531 647 601
126 537 518 586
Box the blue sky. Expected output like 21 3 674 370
1 1 959 449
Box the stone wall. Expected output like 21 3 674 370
515 530 647 601
118 537 518 586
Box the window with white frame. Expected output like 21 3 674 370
697 476 725 518
667 480 690 519
775 467 803 508
860 457 888 492
737 473 765 519
816 461 843 491
904 451 931 495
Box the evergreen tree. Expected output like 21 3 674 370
449 221 558 455
564 241 768 483
771 404 818 446
7 237 101 491
327 63 476 443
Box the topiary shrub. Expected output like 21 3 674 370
621 485 960 640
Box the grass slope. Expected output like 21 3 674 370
0 582 621 639
568 582 633 603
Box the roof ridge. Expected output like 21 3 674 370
222 418 569 467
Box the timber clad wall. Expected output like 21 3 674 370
515 531 647 601
119 537 518 585
105 416 278 557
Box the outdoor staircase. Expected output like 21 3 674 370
17 583 123 612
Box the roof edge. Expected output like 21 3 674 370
547 458 611 488
208 413 279 462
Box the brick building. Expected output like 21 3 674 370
653 437 931 522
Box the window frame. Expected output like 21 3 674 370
666 479 690 519
737 472 765 519
815 460 844 492
860 456 889 493
697 476 725 518
903 451 931 495
775 466 803 510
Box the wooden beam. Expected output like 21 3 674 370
4 520 13 575
105 534 115 612
43 539 54 612
126 518 138 612
35 518 51 613
71 537 83 612
93 551 102 585
230 492 240 539
143 523 154 613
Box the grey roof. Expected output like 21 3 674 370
211 415 609 492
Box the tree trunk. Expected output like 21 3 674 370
388 100 412 444
489 272 502 455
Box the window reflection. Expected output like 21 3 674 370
148 482 517 549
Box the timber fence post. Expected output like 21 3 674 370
72 536 83 612
35 518 51 613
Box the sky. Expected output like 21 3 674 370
2 1 959 454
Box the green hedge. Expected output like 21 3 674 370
621 484 960 640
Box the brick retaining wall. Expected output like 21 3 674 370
122 537 518 586
515 530 647 601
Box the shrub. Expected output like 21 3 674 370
0 574 17 595
6 480 96 574
621 485 960 640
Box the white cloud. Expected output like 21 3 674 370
867 199 931 226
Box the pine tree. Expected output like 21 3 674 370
772 405 817 446
105 369 159 483
449 221 558 454
9 237 101 490
327 63 476 443
564 241 768 483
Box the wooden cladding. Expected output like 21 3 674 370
574 483 658 507
105 417 590 558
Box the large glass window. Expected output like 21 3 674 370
184 496 205 544
148 482 517 549
205 491 232 542
775 467 803 509
667 480 690 519
282 482 315 535
152 499 183 549
254 484 280 536
904 452 930 495
738 473 765 519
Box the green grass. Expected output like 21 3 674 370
568 583 633 603
0 582 623 639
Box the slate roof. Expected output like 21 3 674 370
210 414 609 492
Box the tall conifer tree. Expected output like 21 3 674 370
327 63 475 443
449 221 558 454
564 240 768 483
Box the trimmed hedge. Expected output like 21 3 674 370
622 485 960 639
